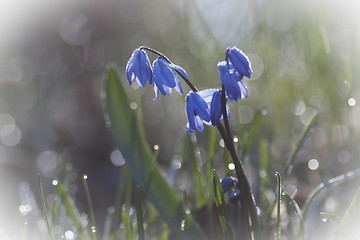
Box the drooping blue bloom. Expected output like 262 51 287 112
217 61 248 102
220 176 238 193
228 189 241 203
185 89 229 133
185 90 211 133
126 48 152 87
152 58 186 100
227 46 252 79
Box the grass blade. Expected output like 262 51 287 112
82 175 97 240
332 187 360 239
135 185 145 240
213 170 235 240
284 113 317 179
57 180 91 240
187 133 206 207
103 207 115 240
241 107 266 161
274 172 281 240
37 175 55 240
105 67 206 239
283 192 303 222
300 168 360 236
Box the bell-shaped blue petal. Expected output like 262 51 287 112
227 46 252 79
152 58 184 100
220 176 238 193
217 61 248 102
210 90 223 126
185 91 211 133
229 189 241 203
126 48 152 87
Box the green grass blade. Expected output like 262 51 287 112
300 168 360 236
82 175 97 240
274 172 281 240
283 192 303 222
241 107 266 161
284 113 317 179
187 133 206 207
105 67 206 239
51 197 57 229
332 187 360 239
319 212 341 223
57 181 91 240
103 207 115 240
162 221 169 240
135 185 145 240
37 175 55 240
213 170 236 240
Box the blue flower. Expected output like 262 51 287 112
228 189 241 203
152 58 186 100
126 48 153 87
227 46 252 79
217 61 248 102
185 90 211 133
185 89 229 133
220 176 238 193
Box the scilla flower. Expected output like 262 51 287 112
220 176 238 193
152 58 187 100
126 48 153 87
227 46 252 79
185 89 229 133
217 61 248 102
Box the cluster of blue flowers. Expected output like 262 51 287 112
126 46 252 133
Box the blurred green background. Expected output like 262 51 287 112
0 0 360 239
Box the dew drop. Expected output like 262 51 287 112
228 163 235 170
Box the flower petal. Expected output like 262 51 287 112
170 63 189 80
227 47 252 78
210 90 223 126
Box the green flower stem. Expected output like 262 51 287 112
220 85 261 240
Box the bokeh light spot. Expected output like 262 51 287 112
348 98 356 107
228 163 235 170
60 13 91 46
110 149 125 167
64 230 74 240
308 159 319 170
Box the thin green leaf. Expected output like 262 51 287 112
105 68 206 239
283 192 303 222
301 168 360 236
332 187 360 239
162 222 168 240
213 170 236 240
241 107 266 161
136 186 145 240
51 198 57 230
284 113 317 179
57 181 91 240
37 175 55 240
82 175 97 240
102 207 115 240
187 133 206 207
275 172 281 240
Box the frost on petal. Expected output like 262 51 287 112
156 59 176 88
194 115 204 132
198 89 219 102
170 63 189 80
238 81 248 98
192 93 210 122
227 47 252 78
